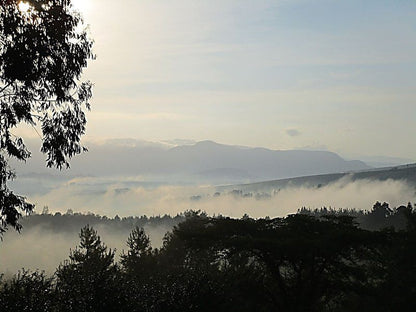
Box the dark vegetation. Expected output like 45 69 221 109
1 203 416 311
0 0 93 234
298 201 414 231
18 209 184 234
16 200 414 234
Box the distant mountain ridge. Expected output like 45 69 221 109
15 139 370 184
164 140 369 181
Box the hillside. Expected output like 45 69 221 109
217 164 416 193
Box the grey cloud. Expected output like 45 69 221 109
286 129 301 137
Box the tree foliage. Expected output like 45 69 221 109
2 207 416 311
0 0 94 234
120 226 153 277
55 225 120 311
0 270 53 312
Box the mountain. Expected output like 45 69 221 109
13 139 370 184
164 140 369 180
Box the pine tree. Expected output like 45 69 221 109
120 226 153 277
55 225 121 312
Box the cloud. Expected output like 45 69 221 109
91 112 191 122
286 128 301 137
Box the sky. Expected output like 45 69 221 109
21 0 416 159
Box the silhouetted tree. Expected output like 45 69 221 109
122 212 224 312
0 270 53 312
55 225 121 311
0 0 94 234
170 214 382 311
2 208 416 311
402 202 416 231
118 227 154 312
373 203 416 311
120 226 153 277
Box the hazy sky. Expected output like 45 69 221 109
25 0 416 159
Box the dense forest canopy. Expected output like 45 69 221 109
14 200 415 233
1 203 416 311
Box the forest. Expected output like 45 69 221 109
1 202 416 311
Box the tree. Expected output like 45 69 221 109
55 225 121 311
0 0 94 234
120 226 153 276
119 227 156 312
170 214 382 311
0 270 54 312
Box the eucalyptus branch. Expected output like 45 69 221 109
0 93 17 99
0 83 12 94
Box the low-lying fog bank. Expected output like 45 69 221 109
27 176 416 217
0 221 175 276
1 177 415 274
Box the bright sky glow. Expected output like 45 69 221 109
18 1 30 13
34 0 416 160
71 0 91 13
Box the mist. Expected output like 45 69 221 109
28 176 416 218
1 176 415 274
0 222 172 276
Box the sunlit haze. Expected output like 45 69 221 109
71 0 91 13
57 0 416 161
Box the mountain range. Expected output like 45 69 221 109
14 139 371 184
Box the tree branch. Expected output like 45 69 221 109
0 82 12 94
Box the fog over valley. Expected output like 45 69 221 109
1 175 415 273
4 139 415 274
8 138 416 218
